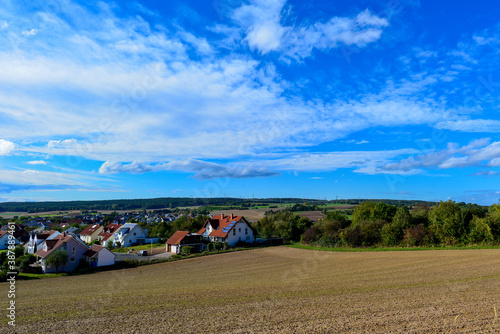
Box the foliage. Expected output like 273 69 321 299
254 211 312 241
429 200 465 245
45 250 69 274
381 207 411 246
14 245 25 258
467 216 493 243
403 224 427 246
352 201 397 226
341 221 383 247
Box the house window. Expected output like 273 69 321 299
71 257 75 262
134 233 136 236
72 247 76 255
233 229 236 235
245 228 248 235
239 228 241 232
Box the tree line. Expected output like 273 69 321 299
300 200 499 247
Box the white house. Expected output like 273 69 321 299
26 231 61 254
98 223 122 247
108 223 148 247
84 244 116 267
0 231 20 250
166 231 205 254
198 214 255 247
35 233 89 273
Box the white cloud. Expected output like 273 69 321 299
26 160 47 165
376 139 500 174
1 21 8 29
22 29 38 36
436 119 500 133
47 139 77 149
98 159 279 180
229 1 388 60
0 139 15 155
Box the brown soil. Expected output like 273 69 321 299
5 247 500 333
297 210 325 221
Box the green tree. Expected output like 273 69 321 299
467 216 493 243
381 207 411 246
373 203 397 222
45 250 68 274
352 202 376 226
429 200 465 245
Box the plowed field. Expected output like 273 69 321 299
4 247 500 333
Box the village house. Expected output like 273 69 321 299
79 224 104 244
198 214 256 247
1 224 29 243
108 223 148 247
166 231 205 254
84 244 116 267
26 230 61 254
35 233 89 273
0 230 21 250
98 223 122 247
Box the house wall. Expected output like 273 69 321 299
43 239 88 273
0 234 20 250
169 244 179 254
80 226 103 244
226 220 254 246
122 226 147 246
96 249 115 267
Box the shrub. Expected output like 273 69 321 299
301 227 320 245
403 224 426 246
182 246 193 256
468 216 493 243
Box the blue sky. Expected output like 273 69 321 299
1 0 500 205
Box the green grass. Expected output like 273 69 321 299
17 273 67 280
286 243 500 252
113 243 163 253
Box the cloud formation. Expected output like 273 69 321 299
98 159 280 180
0 139 15 155
230 1 388 60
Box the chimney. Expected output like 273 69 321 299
230 214 233 220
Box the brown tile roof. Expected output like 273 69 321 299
0 231 7 238
98 223 122 241
80 224 102 236
34 233 73 258
83 244 106 257
166 231 189 245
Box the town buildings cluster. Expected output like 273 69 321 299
2 212 257 274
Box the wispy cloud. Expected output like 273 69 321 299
26 160 47 165
374 139 500 174
228 1 388 60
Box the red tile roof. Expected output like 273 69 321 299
98 223 122 241
166 231 189 245
198 214 248 238
80 224 102 236
83 244 107 257
35 233 84 258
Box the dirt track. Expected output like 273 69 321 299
4 247 500 333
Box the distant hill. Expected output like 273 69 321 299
0 197 437 214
